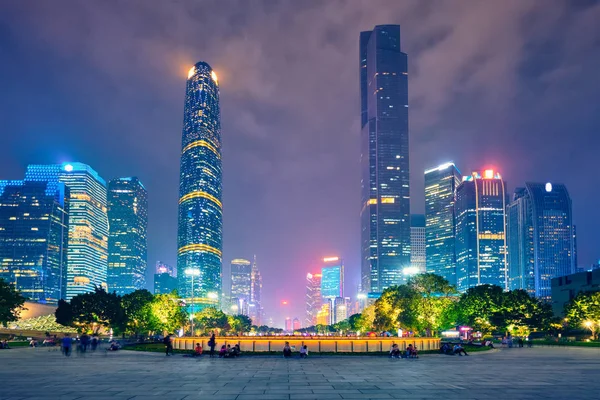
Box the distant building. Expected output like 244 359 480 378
360 25 411 296
156 261 175 276
249 255 263 325
305 272 322 327
0 180 69 304
507 183 575 299
25 163 108 300
455 170 507 292
154 273 177 295
424 162 461 286
551 270 600 316
321 257 344 300
230 259 252 315
292 317 301 331
285 317 292 331
107 177 148 295
410 214 426 275
316 302 331 326
333 297 348 324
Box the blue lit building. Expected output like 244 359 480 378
177 61 222 307
107 177 148 295
25 163 108 300
507 183 575 300
424 162 461 286
360 25 411 295
321 257 344 300
0 180 69 304
455 170 507 292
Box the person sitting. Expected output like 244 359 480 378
194 343 203 357
483 340 495 349
453 344 468 356
389 344 401 358
300 345 308 358
29 339 38 347
405 344 414 358
440 343 451 354
219 345 227 358
283 342 292 358
233 344 241 357
411 345 419 358
108 340 120 351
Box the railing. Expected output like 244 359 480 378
172 336 440 353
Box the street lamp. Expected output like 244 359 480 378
184 268 201 337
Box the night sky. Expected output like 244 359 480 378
1 0 599 326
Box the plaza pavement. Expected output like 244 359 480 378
1 345 599 399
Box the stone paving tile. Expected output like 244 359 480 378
2 347 600 399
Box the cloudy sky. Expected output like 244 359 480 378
1 0 599 325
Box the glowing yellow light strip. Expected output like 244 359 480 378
178 244 222 257
182 140 220 158
179 191 222 208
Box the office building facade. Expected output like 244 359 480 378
0 180 69 304
305 272 322 327
410 214 426 275
25 163 108 300
424 162 461 286
507 183 575 299
455 170 507 292
107 177 148 295
360 25 411 295
154 272 177 295
321 257 344 300
230 258 251 315
177 61 222 306
249 255 263 324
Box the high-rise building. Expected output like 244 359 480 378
0 180 69 304
177 61 222 307
360 25 411 296
249 255 263 325
154 273 177 295
410 214 426 275
424 162 461 286
230 258 251 315
305 272 322 327
156 261 175 276
107 177 148 295
507 183 575 299
292 317 301 331
316 302 331 326
285 317 292 331
455 170 507 292
333 297 348 324
321 257 344 300
25 163 108 300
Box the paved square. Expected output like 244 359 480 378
1 346 599 399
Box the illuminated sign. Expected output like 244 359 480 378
323 257 339 262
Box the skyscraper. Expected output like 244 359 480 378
305 272 322 327
230 258 251 315
154 260 177 294
292 317 301 331
177 61 222 307
321 257 344 300
156 261 175 276
424 163 461 286
249 255 263 325
25 163 108 300
107 177 148 295
410 214 426 275
360 25 410 295
0 180 69 304
455 170 507 292
507 183 575 299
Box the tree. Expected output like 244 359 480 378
455 284 505 335
407 274 457 336
0 278 26 326
194 307 229 335
493 289 554 336
565 291 600 339
57 287 125 334
55 299 74 327
228 314 252 335
374 285 419 332
151 293 188 334
122 289 156 336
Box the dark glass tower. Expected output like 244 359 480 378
507 183 574 300
107 177 148 295
0 180 69 304
455 170 507 292
360 25 410 295
424 163 461 286
177 61 222 307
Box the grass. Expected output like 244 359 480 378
531 339 600 348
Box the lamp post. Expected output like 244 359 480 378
184 268 201 337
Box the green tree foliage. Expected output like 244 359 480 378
332 319 351 334
373 285 418 332
492 289 554 336
227 314 253 335
55 287 125 334
407 273 457 336
455 284 505 334
565 291 600 339
0 278 27 326
194 307 229 335
150 293 188 334
121 289 156 336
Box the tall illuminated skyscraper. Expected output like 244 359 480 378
25 163 108 300
410 214 426 275
455 170 507 292
249 255 263 324
107 177 148 295
360 25 410 295
507 183 575 299
230 258 251 315
321 257 344 300
424 162 461 286
177 61 222 307
305 272 322 327
0 180 69 304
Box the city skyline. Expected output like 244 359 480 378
1 1 599 322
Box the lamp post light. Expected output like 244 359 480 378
184 268 201 337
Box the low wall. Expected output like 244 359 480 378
172 336 440 353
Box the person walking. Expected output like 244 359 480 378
61 334 73 357
208 332 216 358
